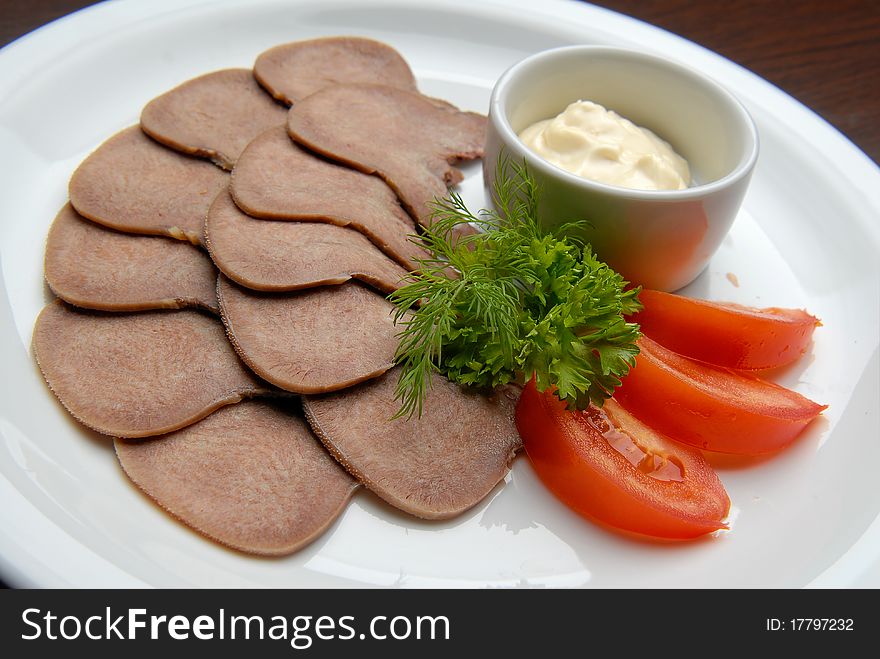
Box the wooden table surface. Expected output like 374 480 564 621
2 0 878 166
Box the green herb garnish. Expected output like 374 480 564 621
389 158 642 419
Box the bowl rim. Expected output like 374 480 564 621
489 45 760 201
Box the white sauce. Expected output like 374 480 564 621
518 100 691 191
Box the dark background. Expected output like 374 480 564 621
0 0 877 589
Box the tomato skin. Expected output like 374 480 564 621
615 337 826 455
631 290 819 370
516 381 730 540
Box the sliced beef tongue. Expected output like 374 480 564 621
230 126 427 270
69 126 229 246
37 36 503 556
115 400 358 556
287 83 487 227
46 204 219 313
303 369 522 520
33 302 272 438
254 36 418 106
206 189 408 294
141 68 288 170
217 275 401 394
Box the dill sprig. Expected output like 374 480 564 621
389 158 642 419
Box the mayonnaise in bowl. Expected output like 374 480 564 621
518 100 691 191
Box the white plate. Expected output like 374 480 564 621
1 0 878 588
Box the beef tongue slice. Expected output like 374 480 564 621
254 36 418 106
46 203 219 313
217 276 401 394
69 126 229 246
303 369 522 520
115 400 358 556
230 126 427 270
206 188 408 294
33 303 270 438
287 84 486 227
141 68 287 170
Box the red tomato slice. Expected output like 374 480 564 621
516 380 730 540
631 289 820 370
614 337 826 455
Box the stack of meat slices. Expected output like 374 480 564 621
33 37 521 556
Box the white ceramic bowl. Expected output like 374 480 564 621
484 46 759 291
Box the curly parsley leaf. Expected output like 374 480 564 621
389 157 642 419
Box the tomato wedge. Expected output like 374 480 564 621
516 380 730 540
631 289 820 370
614 337 826 455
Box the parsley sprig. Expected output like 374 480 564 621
389 158 642 419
